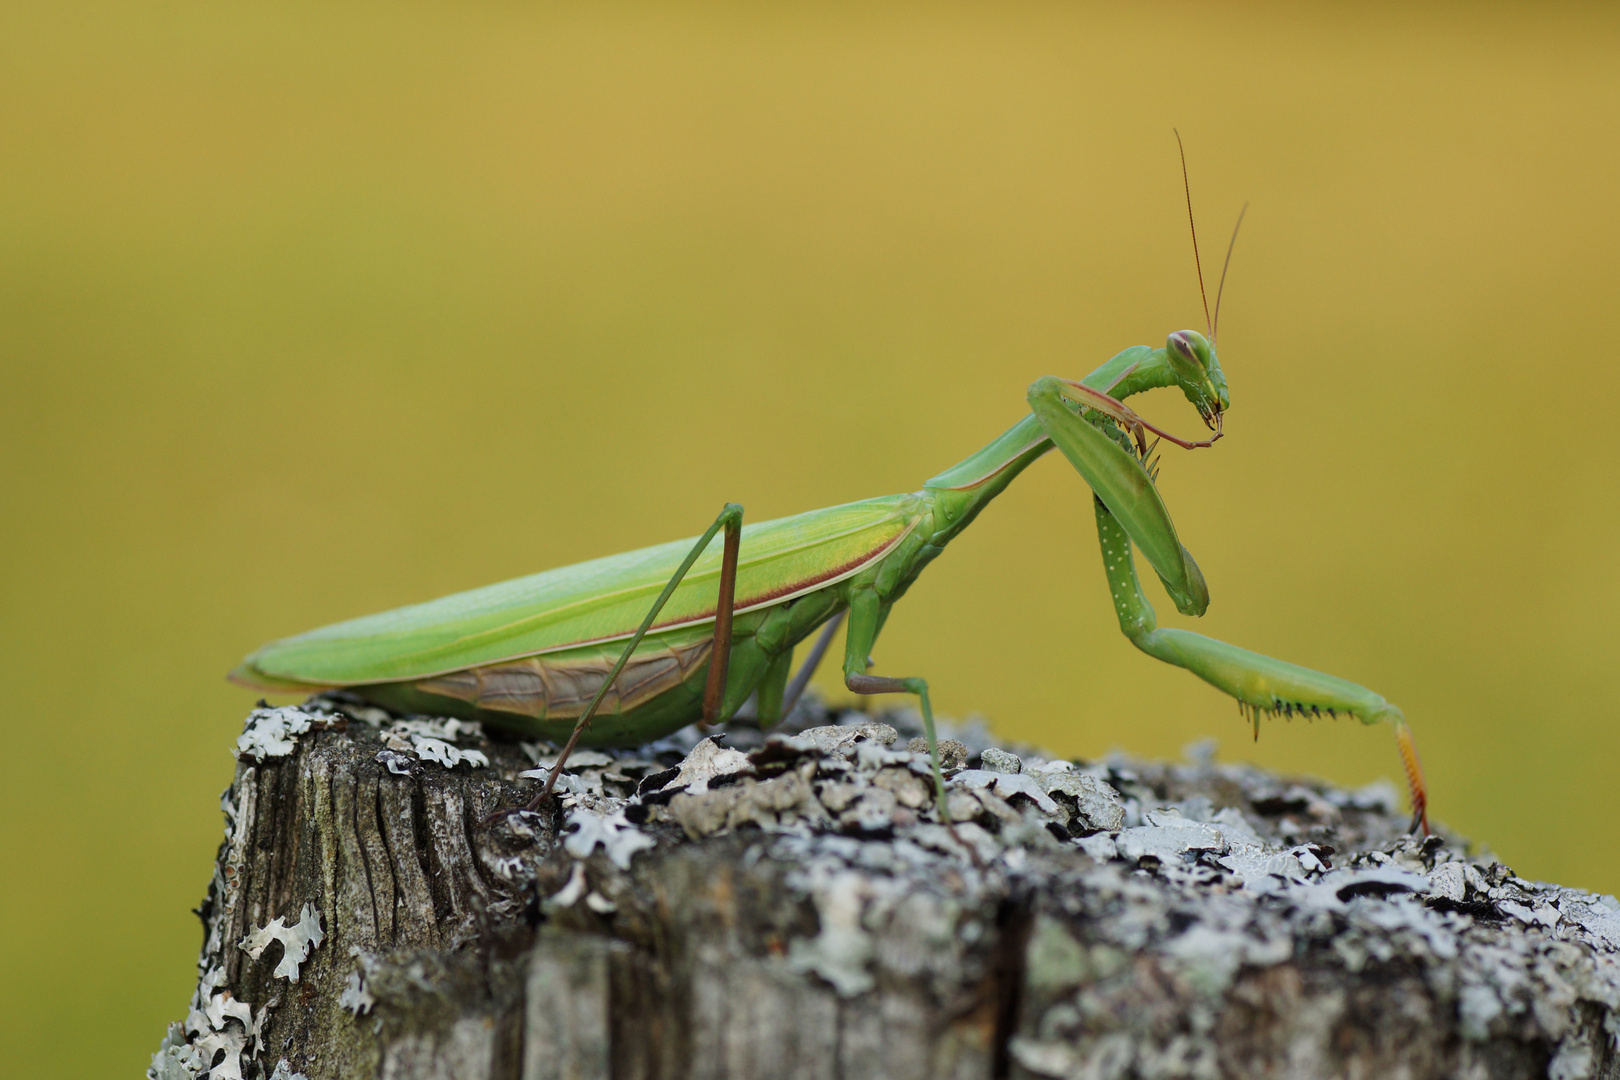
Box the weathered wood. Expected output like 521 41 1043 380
152 699 1620 1080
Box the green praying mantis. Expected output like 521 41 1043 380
232 170 1430 836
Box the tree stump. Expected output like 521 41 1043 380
151 697 1620 1080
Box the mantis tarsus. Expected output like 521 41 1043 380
232 179 1430 836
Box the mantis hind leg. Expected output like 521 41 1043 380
532 502 746 807
1092 496 1429 833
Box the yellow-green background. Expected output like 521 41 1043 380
4 2 1618 1074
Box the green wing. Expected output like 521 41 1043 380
236 495 919 687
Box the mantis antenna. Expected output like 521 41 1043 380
1174 128 1211 338
1211 202 1248 346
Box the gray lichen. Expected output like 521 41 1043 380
337 949 377 1018
155 694 1620 1079
234 706 321 762
559 807 657 870
150 963 268 1080
239 904 325 983
375 718 490 774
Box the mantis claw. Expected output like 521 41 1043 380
1395 721 1430 836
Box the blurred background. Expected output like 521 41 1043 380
3 1 1618 1074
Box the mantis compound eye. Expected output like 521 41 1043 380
1165 329 1212 389
1168 330 1211 370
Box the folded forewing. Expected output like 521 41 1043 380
244 495 919 686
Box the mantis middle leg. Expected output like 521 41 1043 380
841 589 952 821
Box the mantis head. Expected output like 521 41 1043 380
1164 329 1230 431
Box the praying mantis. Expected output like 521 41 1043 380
231 173 1430 836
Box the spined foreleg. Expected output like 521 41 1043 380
1092 496 1428 833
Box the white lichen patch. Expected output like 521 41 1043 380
410 734 488 769
562 807 657 869
339 970 374 1017
365 717 491 773
978 747 1023 773
1025 764 1127 832
518 766 592 794
148 1024 194 1080
532 748 616 769
235 706 321 762
1563 893 1620 953
388 716 483 742
376 748 415 775
239 903 325 982
1115 817 1225 862
658 735 752 794
149 965 267 1080
769 720 900 759
773 829 979 999
642 724 1127 841
785 869 885 996
338 947 379 1017
950 768 1060 815
550 861 589 908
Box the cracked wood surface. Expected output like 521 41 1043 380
153 700 1620 1080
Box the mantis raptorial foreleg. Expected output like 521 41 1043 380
1026 376 1210 617
1092 496 1429 832
1025 369 1429 833
533 502 745 806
